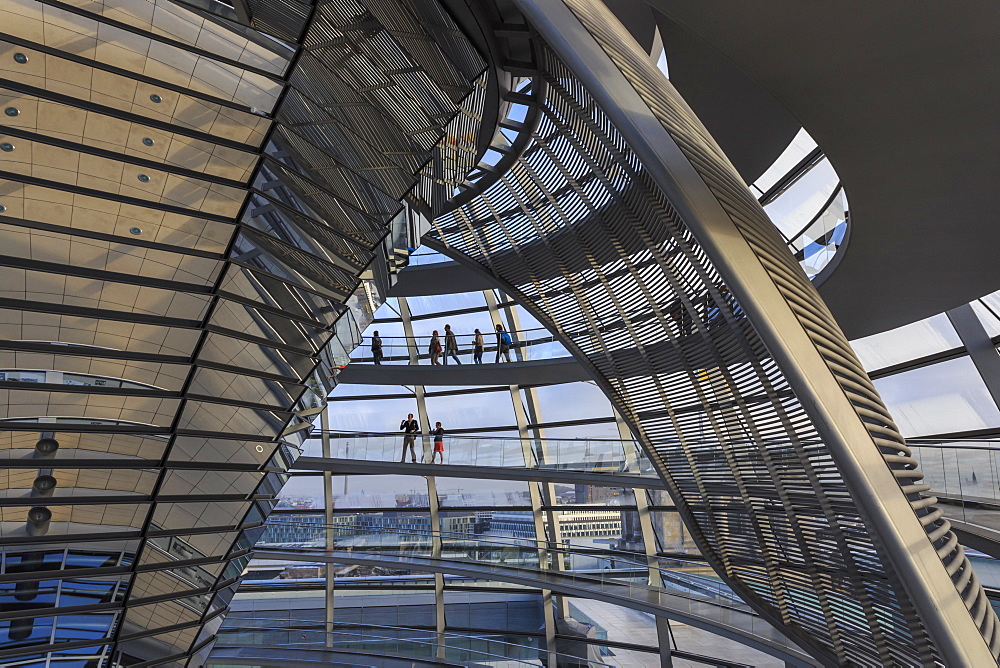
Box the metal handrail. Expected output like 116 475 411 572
312 430 636 444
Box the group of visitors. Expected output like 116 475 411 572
668 284 745 337
370 324 514 365
399 413 445 464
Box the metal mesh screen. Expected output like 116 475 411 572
431 24 998 666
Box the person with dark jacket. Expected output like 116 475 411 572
371 330 383 365
495 323 512 363
400 413 419 462
443 324 462 365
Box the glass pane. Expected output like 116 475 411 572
407 246 448 266
763 158 838 239
849 313 961 371
972 292 1000 337
531 382 614 423
443 591 545 633
329 384 415 400
873 356 1000 437
327 397 421 434
551 484 632 506
752 128 817 194
408 310 496 342
541 422 623 439
327 476 430 509
275 475 325 509
424 389 517 431
649 510 700 555
435 477 533 508
545 509 634 552
406 291 487 316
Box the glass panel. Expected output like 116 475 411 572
409 310 498 342
568 598 657 647
443 591 544 632
259 512 325 547
329 384 414 400
505 304 545 331
763 157 838 239
540 422 623 439
550 484 632 506
973 292 1000 337
873 356 1000 436
406 246 448 265
274 474 325 510
849 313 961 371
545 509 633 552
649 510 700 555
406 291 487 316
424 389 518 432
327 476 430 509
531 382 614 423
752 128 817 194
326 397 421 434
435 478 533 508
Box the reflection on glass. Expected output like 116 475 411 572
751 128 818 196
792 187 848 278
763 158 838 240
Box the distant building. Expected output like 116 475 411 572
490 508 622 539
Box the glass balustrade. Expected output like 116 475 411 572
352 327 570 365
300 432 657 477
910 440 1000 530
217 619 617 666
254 520 796 650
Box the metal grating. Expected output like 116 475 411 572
430 4 1000 664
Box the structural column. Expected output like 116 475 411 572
947 303 1000 412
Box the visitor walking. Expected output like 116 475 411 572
400 413 419 462
431 421 445 464
495 323 512 363
371 330 383 365
443 324 462 365
429 330 442 365
473 328 485 364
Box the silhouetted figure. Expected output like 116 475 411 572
372 331 383 365
443 324 461 365
400 413 419 462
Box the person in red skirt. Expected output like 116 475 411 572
431 422 445 464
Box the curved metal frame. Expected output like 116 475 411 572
428 0 999 664
255 545 815 665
